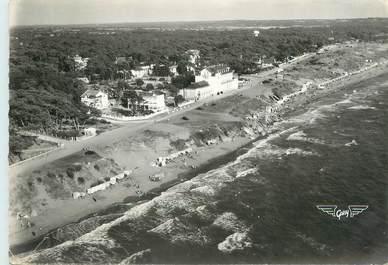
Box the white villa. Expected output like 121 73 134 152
81 89 109 110
74 54 89 71
138 91 166 112
179 64 238 101
253 30 260 37
131 65 154 78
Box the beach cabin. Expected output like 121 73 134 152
110 177 117 185
72 192 86 199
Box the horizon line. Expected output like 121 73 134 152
10 16 388 28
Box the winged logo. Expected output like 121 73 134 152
316 205 368 220
316 205 337 217
348 205 369 217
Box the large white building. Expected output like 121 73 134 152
81 90 109 109
179 64 238 101
179 81 212 101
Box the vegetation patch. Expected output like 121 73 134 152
47 172 56 179
8 134 37 163
77 177 85 185
66 168 75 179
85 150 97 156
73 164 82 172
191 126 224 145
170 139 188 151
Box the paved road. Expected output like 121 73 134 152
9 52 316 178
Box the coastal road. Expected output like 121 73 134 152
9 52 316 177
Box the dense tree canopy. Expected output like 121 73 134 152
171 74 195 89
152 65 171 76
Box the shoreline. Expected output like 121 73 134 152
133 138 257 201
9 57 388 255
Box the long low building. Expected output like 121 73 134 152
178 81 212 100
179 64 238 101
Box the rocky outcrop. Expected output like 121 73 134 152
195 205 217 222
190 124 243 147
217 232 253 253
212 212 247 233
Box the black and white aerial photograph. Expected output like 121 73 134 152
5 0 388 264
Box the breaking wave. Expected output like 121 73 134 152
347 105 377 110
287 131 326 145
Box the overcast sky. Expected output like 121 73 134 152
9 0 388 26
